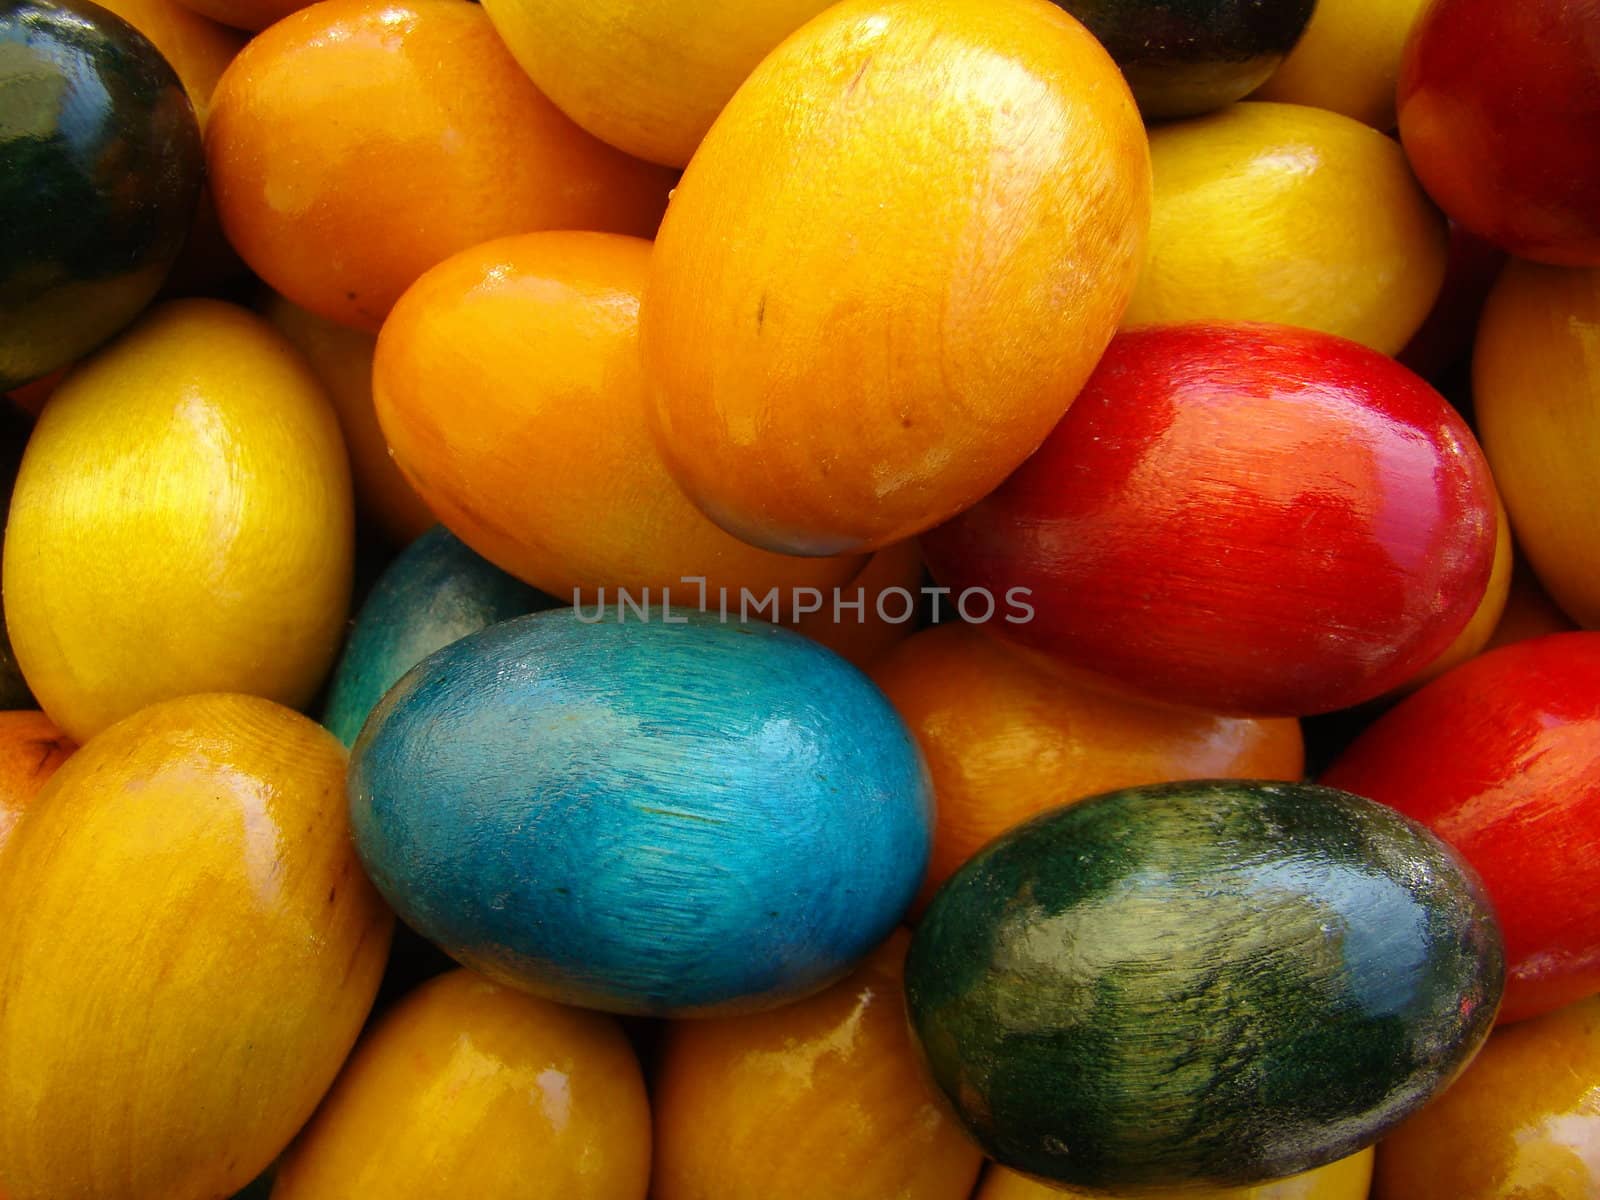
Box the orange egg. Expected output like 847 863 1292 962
641 0 1150 555
0 711 73 856
792 539 924 669
205 0 675 332
375 230 864 602
171 0 312 31
652 930 984 1200
266 294 434 545
870 623 1304 909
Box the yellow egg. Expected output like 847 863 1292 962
1125 101 1447 354
979 1149 1374 1200
271 969 651 1199
3 299 354 741
0 693 393 1200
1252 0 1431 130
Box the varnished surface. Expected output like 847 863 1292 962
479 0 836 166
1399 0 1600 266
1373 994 1600 1199
982 1148 1374 1199
871 622 1303 909
350 609 933 1016
1050 0 1316 116
0 0 202 388
1125 102 1448 355
1252 0 1430 129
0 709 73 854
1325 633 1600 1023
2 299 354 742
205 0 674 331
375 231 865 598
1473 260 1600 628
653 931 983 1200
271 969 650 1199
324 526 551 746
906 780 1504 1191
641 0 1150 555
0 694 393 1200
922 323 1498 717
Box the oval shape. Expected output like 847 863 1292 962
982 1150 1374 1200
653 930 983 1200
3 299 354 742
1372 993 1600 1199
0 0 203 389
350 609 933 1016
1473 260 1600 628
1324 633 1600 1023
265 293 435 545
1398 0 1600 266
270 968 650 1200
642 0 1150 555
1252 0 1429 130
375 231 865 597
1124 102 1447 355
0 694 393 1200
1050 0 1316 117
871 621 1304 909
205 0 674 331
479 0 835 167
905 780 1505 1191
921 323 1498 717
0 710 73 855
323 526 553 746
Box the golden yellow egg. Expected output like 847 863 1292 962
1125 101 1447 354
980 1149 1374 1200
0 693 393 1200
3 299 354 741
1252 0 1431 130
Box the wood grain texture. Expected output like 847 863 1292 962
652 930 983 1200
478 0 837 166
982 1148 1373 1199
1399 0 1600 266
204 0 674 331
323 526 553 747
0 710 73 855
2 299 354 742
0 694 393 1200
0 0 202 389
1473 260 1600 628
905 780 1504 1191
641 0 1150 555
271 969 650 1200
921 323 1498 717
1124 102 1448 355
1251 0 1429 129
1373 993 1600 1199
1324 633 1600 1023
350 608 933 1016
871 622 1303 910
1050 0 1315 116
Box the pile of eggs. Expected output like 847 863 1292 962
1 0 1597 1196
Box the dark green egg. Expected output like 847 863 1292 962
1 0 203 389
1051 0 1317 117
905 779 1503 1192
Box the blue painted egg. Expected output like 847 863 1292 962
323 526 555 746
348 609 935 1016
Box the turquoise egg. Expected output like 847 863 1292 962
323 526 554 746
349 609 934 1017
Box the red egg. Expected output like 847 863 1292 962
1323 633 1600 1024
920 323 1497 717
1397 0 1600 267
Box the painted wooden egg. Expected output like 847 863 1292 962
982 1148 1374 1200
349 608 933 1016
653 929 982 1200
905 780 1505 1192
1324 633 1600 1023
0 694 393 1200
0 0 202 389
323 526 554 746
921 323 1498 717
270 968 650 1199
